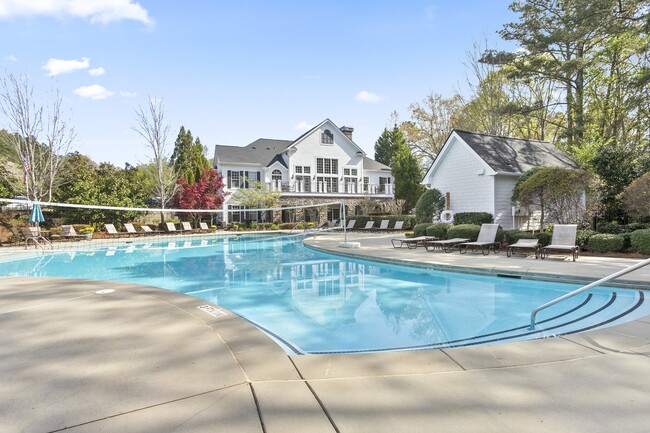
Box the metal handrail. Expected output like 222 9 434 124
530 257 650 329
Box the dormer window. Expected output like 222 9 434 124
321 129 334 144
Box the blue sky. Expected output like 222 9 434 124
0 0 516 166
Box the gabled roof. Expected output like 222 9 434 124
286 118 366 156
453 130 579 174
362 156 391 171
215 138 292 167
214 119 381 171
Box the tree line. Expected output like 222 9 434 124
378 0 649 223
0 75 224 226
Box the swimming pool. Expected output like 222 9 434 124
1 234 648 354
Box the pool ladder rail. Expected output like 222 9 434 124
530 257 650 329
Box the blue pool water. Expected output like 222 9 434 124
1 234 648 354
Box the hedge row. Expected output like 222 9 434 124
504 228 650 254
452 212 494 226
596 222 650 234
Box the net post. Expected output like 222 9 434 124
341 200 347 243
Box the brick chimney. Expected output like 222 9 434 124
340 126 354 140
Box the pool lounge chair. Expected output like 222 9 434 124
377 220 390 231
392 221 404 231
124 223 137 234
345 219 356 230
391 235 437 249
198 222 212 232
541 224 579 261
141 225 161 234
20 226 53 249
61 225 87 240
181 221 199 232
506 238 540 259
104 223 119 235
424 238 470 253
165 222 178 232
458 224 501 255
362 221 374 231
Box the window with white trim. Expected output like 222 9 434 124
321 129 334 144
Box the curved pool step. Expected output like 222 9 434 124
307 291 646 355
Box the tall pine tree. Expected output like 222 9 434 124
374 127 400 166
389 125 425 212
171 126 209 184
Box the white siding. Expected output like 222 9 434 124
289 124 363 180
494 175 518 230
428 137 494 216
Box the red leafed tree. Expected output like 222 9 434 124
175 168 228 224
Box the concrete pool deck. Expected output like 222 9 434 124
1 232 649 432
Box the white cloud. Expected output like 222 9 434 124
294 121 312 131
119 90 137 97
0 0 153 25
74 84 113 100
43 57 89 76
88 66 105 76
355 91 387 103
5 54 17 61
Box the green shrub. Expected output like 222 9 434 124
621 232 632 250
447 224 481 241
534 232 552 247
576 229 596 251
630 229 650 255
503 230 536 245
278 222 298 230
453 212 494 225
425 223 449 239
415 189 445 223
413 223 433 237
596 221 626 234
588 234 624 253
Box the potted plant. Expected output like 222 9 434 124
78 226 95 240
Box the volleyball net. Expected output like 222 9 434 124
0 198 350 252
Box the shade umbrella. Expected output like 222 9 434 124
29 202 45 227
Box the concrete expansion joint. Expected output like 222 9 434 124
46 383 250 433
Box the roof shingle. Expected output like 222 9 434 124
454 130 579 174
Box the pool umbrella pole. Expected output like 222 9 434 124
29 201 45 228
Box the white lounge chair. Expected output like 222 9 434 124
61 225 86 240
124 223 138 235
362 221 374 231
181 221 195 232
199 222 211 231
457 224 501 255
104 223 119 235
165 222 177 232
393 221 404 231
377 220 390 231
506 238 540 259
345 219 356 230
141 225 161 234
391 235 437 249
541 224 579 261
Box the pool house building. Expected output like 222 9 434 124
213 119 394 225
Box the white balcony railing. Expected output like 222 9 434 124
263 181 394 195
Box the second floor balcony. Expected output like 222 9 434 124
265 180 394 196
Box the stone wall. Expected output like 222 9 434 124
275 196 395 223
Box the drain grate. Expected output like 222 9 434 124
197 304 226 317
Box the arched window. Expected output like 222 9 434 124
272 169 282 181
321 129 334 144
